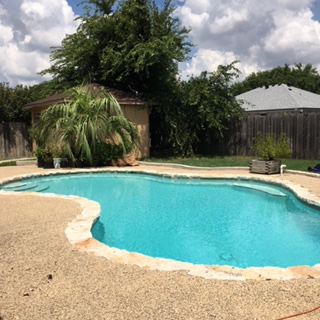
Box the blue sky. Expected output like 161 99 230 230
66 0 184 15
1 0 320 85
312 0 320 20
66 0 320 19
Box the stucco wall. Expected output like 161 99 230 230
121 104 149 158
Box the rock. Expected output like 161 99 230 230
112 152 139 167
123 152 139 166
116 158 127 167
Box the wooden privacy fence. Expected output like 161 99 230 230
216 111 320 160
0 122 32 160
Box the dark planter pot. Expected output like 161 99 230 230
60 158 69 168
249 160 281 174
75 160 89 168
37 157 54 169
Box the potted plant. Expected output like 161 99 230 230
250 133 291 174
51 146 68 168
34 146 54 169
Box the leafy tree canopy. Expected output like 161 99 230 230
0 81 60 123
41 0 192 99
232 63 320 95
156 62 243 156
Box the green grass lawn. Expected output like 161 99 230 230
142 156 318 172
0 161 16 167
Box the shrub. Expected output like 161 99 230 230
253 133 291 160
91 143 123 166
37 86 139 166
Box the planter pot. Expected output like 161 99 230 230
250 160 281 174
53 158 68 168
37 157 54 169
53 158 61 168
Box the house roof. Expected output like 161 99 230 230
236 84 320 112
24 83 145 110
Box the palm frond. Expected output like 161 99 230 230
37 86 139 165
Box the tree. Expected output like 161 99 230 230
41 0 192 99
159 62 243 156
232 63 320 95
37 86 139 165
0 81 64 123
0 83 32 122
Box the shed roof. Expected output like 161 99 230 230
24 83 145 110
236 84 320 112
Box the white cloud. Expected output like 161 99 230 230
0 25 14 45
179 49 260 81
0 0 78 86
175 0 320 78
180 49 237 78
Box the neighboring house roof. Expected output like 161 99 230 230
24 83 145 110
236 84 320 112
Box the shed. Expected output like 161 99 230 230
24 83 150 158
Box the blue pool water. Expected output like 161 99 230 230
2 173 320 268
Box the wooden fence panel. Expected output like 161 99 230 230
217 111 320 160
0 123 32 160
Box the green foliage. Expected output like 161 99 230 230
276 133 292 159
232 63 320 95
0 161 16 167
33 145 60 163
253 132 291 160
36 86 139 165
91 142 122 165
41 0 192 98
0 80 67 123
0 82 31 122
161 62 243 156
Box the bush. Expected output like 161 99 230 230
91 143 123 166
253 133 291 160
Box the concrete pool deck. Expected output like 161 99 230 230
1 164 320 319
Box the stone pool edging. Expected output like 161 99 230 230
1 167 320 281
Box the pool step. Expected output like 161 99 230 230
33 186 49 192
2 184 49 192
2 183 27 190
10 183 39 191
233 183 287 197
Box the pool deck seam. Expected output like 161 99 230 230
1 166 320 281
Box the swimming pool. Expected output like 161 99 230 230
1 172 320 269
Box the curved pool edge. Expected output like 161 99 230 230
1 166 320 281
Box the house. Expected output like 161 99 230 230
219 84 320 159
24 83 150 158
236 84 320 113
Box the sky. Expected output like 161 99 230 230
1 0 320 86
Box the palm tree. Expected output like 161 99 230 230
38 86 139 165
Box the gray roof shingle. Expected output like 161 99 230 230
236 84 320 112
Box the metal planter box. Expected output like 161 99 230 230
249 160 281 174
